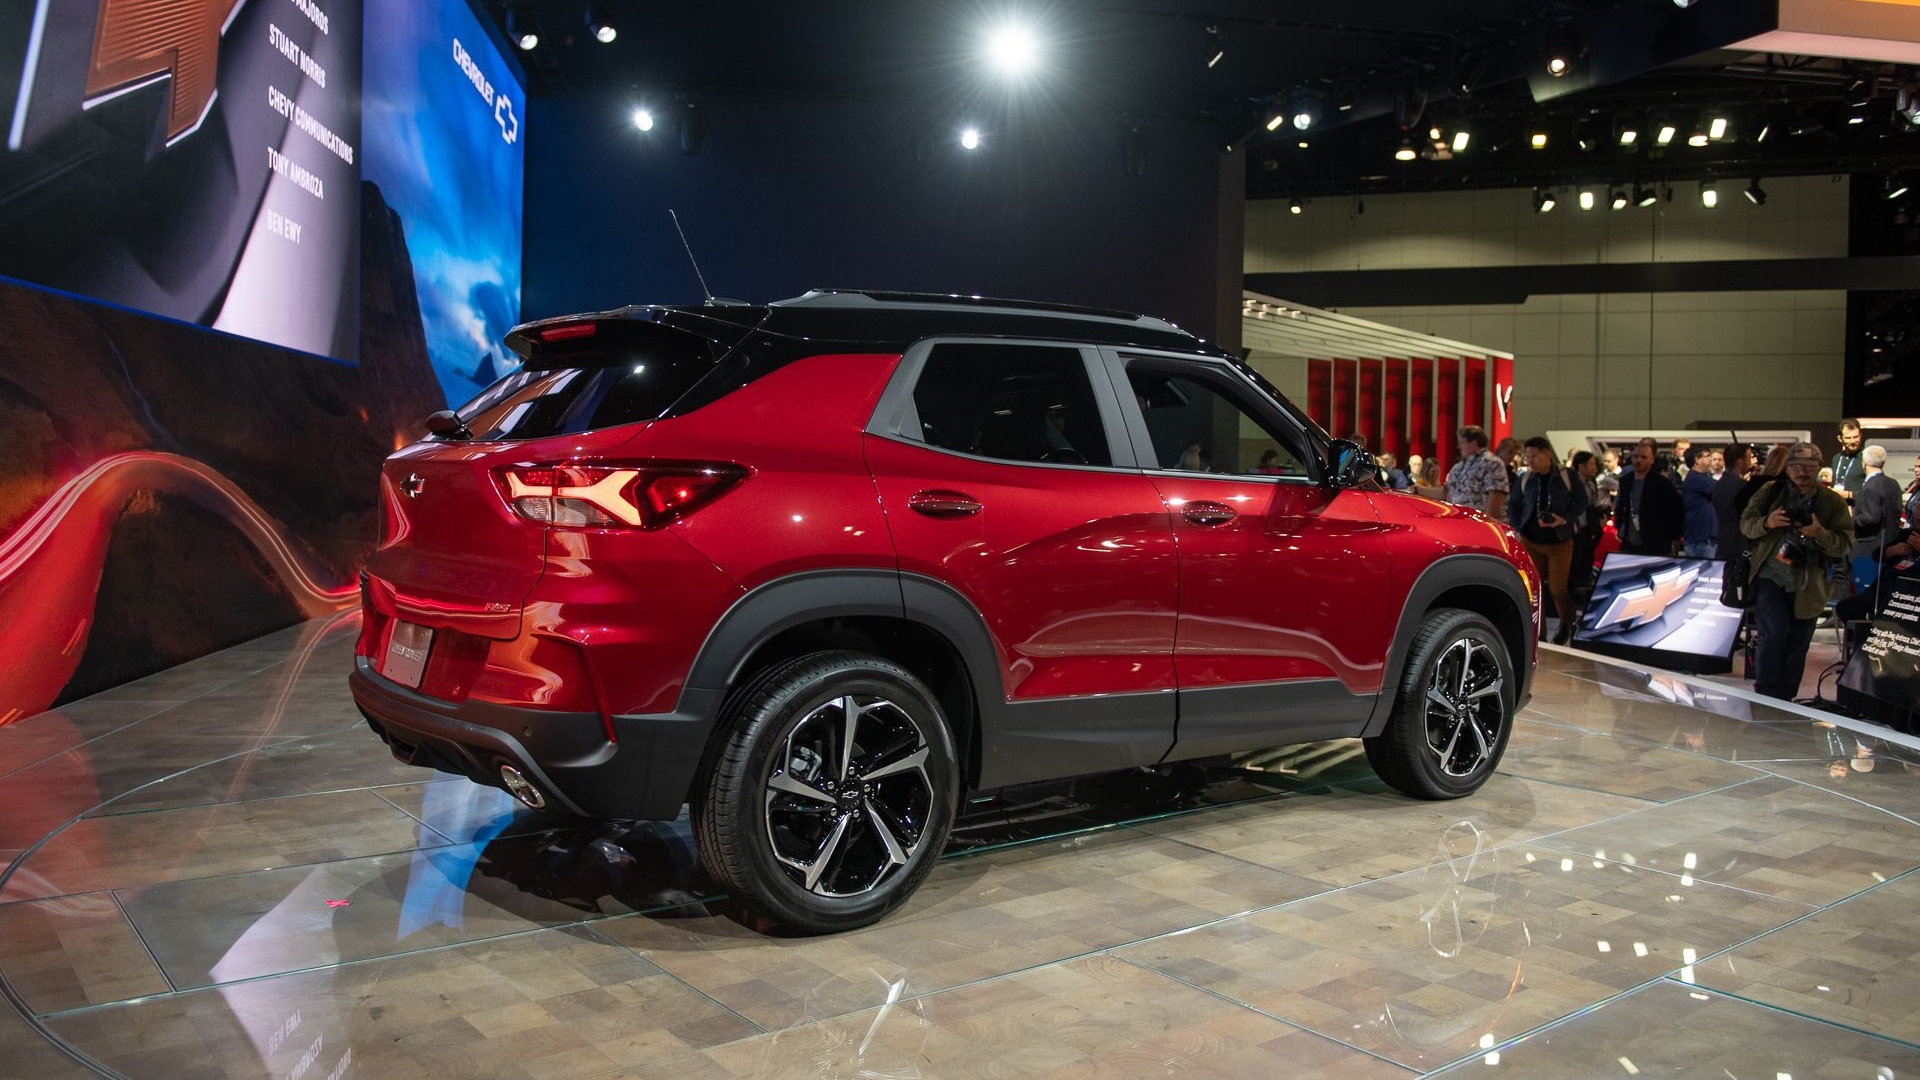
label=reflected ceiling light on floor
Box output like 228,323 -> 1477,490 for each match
1203,24 -> 1224,69
1635,184 -> 1658,207
960,126 -> 982,150
1745,178 -> 1767,205
632,108 -> 654,132
1394,137 -> 1417,162
1533,187 -> 1556,213
1610,187 -> 1629,210
584,4 -> 617,43
1700,182 -> 1718,208
1579,188 -> 1597,211
985,20 -> 1042,76
1452,128 -> 1470,152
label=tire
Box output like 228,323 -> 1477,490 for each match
692,650 -> 959,933
1364,609 -> 1515,800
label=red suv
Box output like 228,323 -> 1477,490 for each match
351,290 -> 1538,932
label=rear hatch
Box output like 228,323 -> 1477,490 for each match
364,308 -> 761,641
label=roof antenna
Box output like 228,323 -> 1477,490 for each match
667,209 -> 714,304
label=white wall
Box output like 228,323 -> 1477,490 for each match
1245,176 -> 1850,434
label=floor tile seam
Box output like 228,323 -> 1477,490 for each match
1587,723 -> 1895,771
1758,771 -> 1920,829
574,923 -> 767,1037
1655,975 -> 1920,1055
364,786 -> 464,848
1101,951 -> 1422,1074
1525,833 -> 1860,909
0,969 -> 125,1080
105,891 -> 177,1000
1476,767 -> 1670,806
82,771 -> 427,821
1658,866 -> 1920,992
30,907 -> 693,1021
1406,973 -> 1690,1077
0,726 -> 405,906
0,654 -> 309,783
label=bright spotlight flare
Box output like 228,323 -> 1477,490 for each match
633,109 -> 655,132
986,21 -> 1041,76
960,127 -> 982,150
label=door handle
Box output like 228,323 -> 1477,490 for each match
909,490 -> 983,518
1181,500 -> 1237,526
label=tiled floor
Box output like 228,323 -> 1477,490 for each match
4,617 -> 1920,1079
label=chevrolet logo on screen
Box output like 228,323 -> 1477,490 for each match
1593,564 -> 1701,631
86,0 -> 246,144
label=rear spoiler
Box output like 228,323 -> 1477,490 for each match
503,306 -> 767,368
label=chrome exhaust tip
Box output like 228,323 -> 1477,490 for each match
498,764 -> 547,810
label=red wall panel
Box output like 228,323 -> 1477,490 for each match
1409,358 -> 1434,474
1357,359 -> 1382,449
1331,360 -> 1357,441
1306,359 -> 1332,432
1463,357 -> 1487,431
1382,359 -> 1408,460
1435,358 -> 1461,476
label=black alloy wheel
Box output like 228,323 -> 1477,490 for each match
1365,609 -> 1514,799
693,651 -> 957,933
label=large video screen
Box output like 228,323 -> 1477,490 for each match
1571,554 -> 1743,675
0,0 -> 362,359
362,0 -> 524,404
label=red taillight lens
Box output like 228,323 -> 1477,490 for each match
538,322 -> 597,342
494,462 -> 746,529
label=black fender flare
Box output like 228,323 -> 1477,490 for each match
1364,553 -> 1536,736
677,568 -> 1008,778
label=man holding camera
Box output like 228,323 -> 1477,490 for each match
1739,442 -> 1855,701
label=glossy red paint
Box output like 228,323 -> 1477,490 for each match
1149,476 -> 1395,693
1367,486 -> 1543,657
865,435 -> 1180,700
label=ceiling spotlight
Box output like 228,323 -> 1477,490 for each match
632,108 -> 654,132
1635,184 -> 1658,207
505,8 -> 538,51
1289,197 -> 1304,215
1266,112 -> 1286,132
1617,120 -> 1640,147
1292,91 -> 1319,131
1534,187 -> 1556,213
1334,87 -> 1356,113
1655,122 -> 1677,146
1745,178 -> 1766,205
1394,137 -> 1417,162
960,126 -> 982,151
1850,104 -> 1869,126
1203,25 -> 1224,69
1889,177 -> 1910,200
1545,23 -> 1584,78
1701,182 -> 1718,208
1674,0 -> 1701,6
985,21 -> 1041,76
1579,188 -> 1596,211
1708,115 -> 1728,140
1429,124 -> 1444,143
1611,187 -> 1629,211
1755,119 -> 1772,143
1574,115 -> 1599,152
1452,129 -> 1470,153
1848,76 -> 1874,108
1529,129 -> 1548,150
1297,140 -> 1309,149
584,4 -> 617,43
1687,126 -> 1709,148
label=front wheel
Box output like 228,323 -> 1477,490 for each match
1365,609 -> 1514,799
692,651 -> 958,933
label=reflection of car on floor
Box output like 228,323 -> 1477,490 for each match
349,289 -> 1540,932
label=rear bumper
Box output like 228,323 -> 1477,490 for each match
349,658 -> 723,820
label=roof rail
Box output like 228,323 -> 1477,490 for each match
774,288 -> 1186,335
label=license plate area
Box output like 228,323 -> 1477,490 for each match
383,621 -> 434,689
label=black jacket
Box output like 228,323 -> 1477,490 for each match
1614,468 -> 1685,556
1852,471 -> 1904,559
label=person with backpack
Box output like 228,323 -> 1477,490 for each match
1509,436 -> 1589,643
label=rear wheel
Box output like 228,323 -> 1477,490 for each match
693,651 -> 958,933
1365,609 -> 1514,799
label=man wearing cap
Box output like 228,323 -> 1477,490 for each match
1739,441 -> 1855,700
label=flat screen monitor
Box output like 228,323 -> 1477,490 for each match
1570,553 -> 1743,675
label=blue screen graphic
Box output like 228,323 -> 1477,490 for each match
362,0 -> 525,404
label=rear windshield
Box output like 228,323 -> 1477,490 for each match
454,321 -> 725,440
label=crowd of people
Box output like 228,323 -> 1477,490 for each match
1384,421 -> 1920,703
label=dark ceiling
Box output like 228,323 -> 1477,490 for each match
486,0 -> 1920,200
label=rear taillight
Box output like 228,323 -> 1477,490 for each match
493,462 -> 746,529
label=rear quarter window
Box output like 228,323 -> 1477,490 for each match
456,321 -> 725,440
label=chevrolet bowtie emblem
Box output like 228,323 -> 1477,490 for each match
401,474 -> 426,499
1594,564 -> 1700,631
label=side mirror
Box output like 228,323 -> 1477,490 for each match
425,410 -> 472,440
1326,439 -> 1379,490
